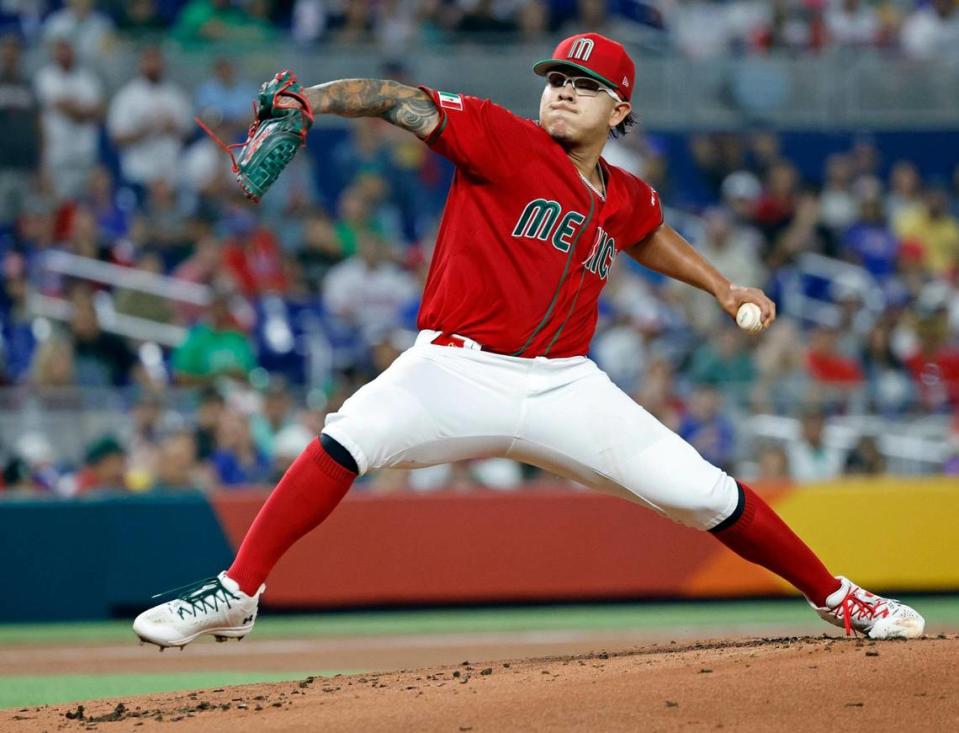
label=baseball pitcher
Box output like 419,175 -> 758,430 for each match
135,34 -> 923,645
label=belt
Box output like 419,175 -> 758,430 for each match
430,332 -> 487,351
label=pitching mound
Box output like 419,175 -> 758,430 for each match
8,636 -> 958,732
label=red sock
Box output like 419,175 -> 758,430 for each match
227,437 -> 356,595
712,482 -> 841,607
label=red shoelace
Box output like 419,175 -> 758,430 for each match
839,589 -> 890,636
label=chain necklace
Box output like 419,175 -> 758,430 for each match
578,166 -> 606,200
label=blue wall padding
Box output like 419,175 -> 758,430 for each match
0,492 -> 234,622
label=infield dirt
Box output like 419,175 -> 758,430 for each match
6,635 -> 958,732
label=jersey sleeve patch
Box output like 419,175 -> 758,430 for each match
437,91 -> 464,111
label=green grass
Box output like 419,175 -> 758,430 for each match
2,595 -> 958,646
0,671 -> 345,710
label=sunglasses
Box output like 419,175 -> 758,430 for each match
546,71 -> 622,103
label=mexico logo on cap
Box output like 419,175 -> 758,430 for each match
567,37 -> 594,62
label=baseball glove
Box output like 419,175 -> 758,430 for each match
196,70 -> 314,202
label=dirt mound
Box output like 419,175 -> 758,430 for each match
8,635 -> 958,732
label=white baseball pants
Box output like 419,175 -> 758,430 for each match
322,330 -> 739,531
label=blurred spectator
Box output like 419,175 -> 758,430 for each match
633,356 -> 683,432
1,432 -> 60,493
825,0 -> 878,48
900,0 -> 959,61
193,386 -> 225,459
0,262 -> 35,383
173,0 -> 275,44
141,178 -> 190,257
271,422 -> 313,480
125,392 -> 166,489
172,290 -> 257,385
107,45 -> 192,190
841,195 -> 898,283
323,231 -> 417,345
688,326 -> 757,403
843,435 -> 886,475
696,207 -> 766,292
59,205 -> 107,260
860,319 -> 913,414
0,32 -> 41,228
805,325 -> 864,386
34,36 -> 103,200
83,166 -> 130,242
210,408 -> 271,486
29,336 -> 75,388
752,0 -> 826,53
113,0 -> 166,40
786,408 -> 846,482
721,170 -> 763,227
818,153 -> 858,239
194,56 -> 256,130
153,429 -> 205,490
173,230 -> 222,285
41,0 -> 114,65
885,160 -> 922,223
903,309 -> 959,410
690,133 -> 746,200
222,207 -> 288,297
667,0 -> 742,59
679,386 -> 736,473
68,293 -> 139,387
893,185 -> 959,278
297,212 -> 345,292
250,378 -> 295,460
755,442 -> 790,484
753,160 -> 799,247
290,0 -> 328,43
71,434 -> 128,494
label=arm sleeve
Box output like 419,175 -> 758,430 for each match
417,86 -> 537,182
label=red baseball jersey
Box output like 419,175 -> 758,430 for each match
417,87 -> 663,358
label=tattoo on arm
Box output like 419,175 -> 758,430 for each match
303,79 -> 440,139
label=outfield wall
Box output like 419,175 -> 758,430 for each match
2,478 -> 957,621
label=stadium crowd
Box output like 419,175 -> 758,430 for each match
1,1 -> 958,496
0,0 -> 957,58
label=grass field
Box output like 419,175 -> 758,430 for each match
3,595 -> 958,710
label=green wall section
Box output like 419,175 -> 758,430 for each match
0,493 -> 234,622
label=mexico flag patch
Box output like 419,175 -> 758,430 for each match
437,91 -> 463,111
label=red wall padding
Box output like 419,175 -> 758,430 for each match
211,488 -> 748,607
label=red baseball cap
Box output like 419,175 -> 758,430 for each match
533,33 -> 635,103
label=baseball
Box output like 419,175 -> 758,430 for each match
736,302 -> 764,333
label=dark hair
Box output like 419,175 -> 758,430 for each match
610,112 -> 636,139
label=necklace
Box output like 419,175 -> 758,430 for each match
578,166 -> 606,200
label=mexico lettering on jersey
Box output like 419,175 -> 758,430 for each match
417,86 -> 663,358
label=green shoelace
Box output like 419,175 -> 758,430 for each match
154,577 -> 241,620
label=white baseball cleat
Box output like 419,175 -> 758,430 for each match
811,576 -> 924,639
133,572 -> 264,649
